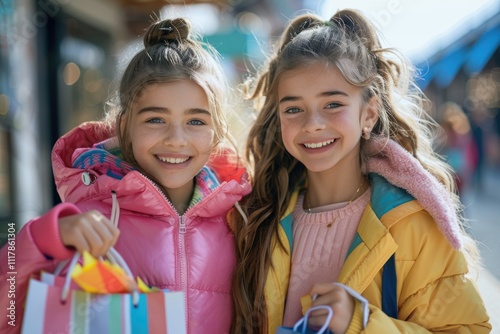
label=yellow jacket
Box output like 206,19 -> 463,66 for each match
265,174 -> 491,333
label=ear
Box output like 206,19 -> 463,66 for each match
362,95 -> 379,129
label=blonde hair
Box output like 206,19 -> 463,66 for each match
232,9 -> 478,333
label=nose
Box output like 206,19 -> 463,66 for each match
302,110 -> 326,132
163,124 -> 188,147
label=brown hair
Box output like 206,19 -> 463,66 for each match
231,9 -> 475,333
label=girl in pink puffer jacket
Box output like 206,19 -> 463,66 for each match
0,17 -> 250,334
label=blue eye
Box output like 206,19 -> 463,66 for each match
188,119 -> 206,125
326,102 -> 342,109
146,118 -> 164,124
188,119 -> 205,125
284,107 -> 301,114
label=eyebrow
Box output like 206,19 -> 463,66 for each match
279,90 -> 349,104
137,107 -> 211,116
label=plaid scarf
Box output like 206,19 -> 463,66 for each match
72,137 -> 220,207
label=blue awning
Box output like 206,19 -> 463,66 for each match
416,45 -> 469,90
465,26 -> 500,74
434,45 -> 469,88
416,22 -> 500,90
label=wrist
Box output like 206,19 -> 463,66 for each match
30,203 -> 81,259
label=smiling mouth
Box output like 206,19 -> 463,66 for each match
157,156 -> 190,164
303,139 -> 335,149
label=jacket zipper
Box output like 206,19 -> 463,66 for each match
138,172 -> 234,332
178,215 -> 189,330
138,173 -> 191,327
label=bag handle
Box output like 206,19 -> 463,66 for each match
61,193 -> 140,304
55,192 -> 121,277
60,247 -> 140,306
293,305 -> 333,334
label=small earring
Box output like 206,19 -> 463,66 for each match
362,127 -> 371,140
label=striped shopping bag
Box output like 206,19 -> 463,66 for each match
20,248 -> 186,334
21,279 -> 185,334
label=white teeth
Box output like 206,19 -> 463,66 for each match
158,156 -> 189,164
304,139 -> 334,148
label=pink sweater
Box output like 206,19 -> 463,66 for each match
283,187 -> 371,326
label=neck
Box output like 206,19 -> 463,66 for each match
161,180 -> 195,215
306,172 -> 366,209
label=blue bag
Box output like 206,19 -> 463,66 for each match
275,305 -> 333,334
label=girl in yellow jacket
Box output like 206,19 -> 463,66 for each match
231,8 -> 491,333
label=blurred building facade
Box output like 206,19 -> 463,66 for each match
1,0 -> 130,245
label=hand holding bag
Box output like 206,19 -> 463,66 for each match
276,305 -> 333,334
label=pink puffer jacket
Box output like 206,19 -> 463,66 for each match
0,121 -> 251,334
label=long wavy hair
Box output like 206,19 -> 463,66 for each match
231,9 -> 476,333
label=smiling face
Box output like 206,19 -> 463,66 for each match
277,62 -> 378,178
127,80 -> 214,200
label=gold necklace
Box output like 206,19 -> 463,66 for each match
306,178 -> 365,213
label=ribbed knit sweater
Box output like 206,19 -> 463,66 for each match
283,187 -> 371,326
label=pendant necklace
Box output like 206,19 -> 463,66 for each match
306,178 -> 365,213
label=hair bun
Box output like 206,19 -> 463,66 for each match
279,15 -> 322,52
330,9 -> 381,51
143,18 -> 191,48
330,12 -> 361,36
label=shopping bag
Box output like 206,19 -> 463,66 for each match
21,248 -> 186,334
21,279 -> 185,334
276,305 -> 333,334
40,271 -> 79,289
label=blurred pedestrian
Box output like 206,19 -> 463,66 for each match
468,101 -> 487,192
438,101 -> 475,195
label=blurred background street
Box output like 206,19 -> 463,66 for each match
1,0 -> 500,330
462,167 -> 500,331
463,167 -> 500,280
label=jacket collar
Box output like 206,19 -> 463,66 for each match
337,205 -> 398,292
364,137 -> 463,249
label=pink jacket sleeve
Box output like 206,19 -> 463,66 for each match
0,203 -> 80,333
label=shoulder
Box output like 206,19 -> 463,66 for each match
383,200 -> 447,252
370,173 -> 466,264
379,199 -> 469,292
371,177 -> 456,260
